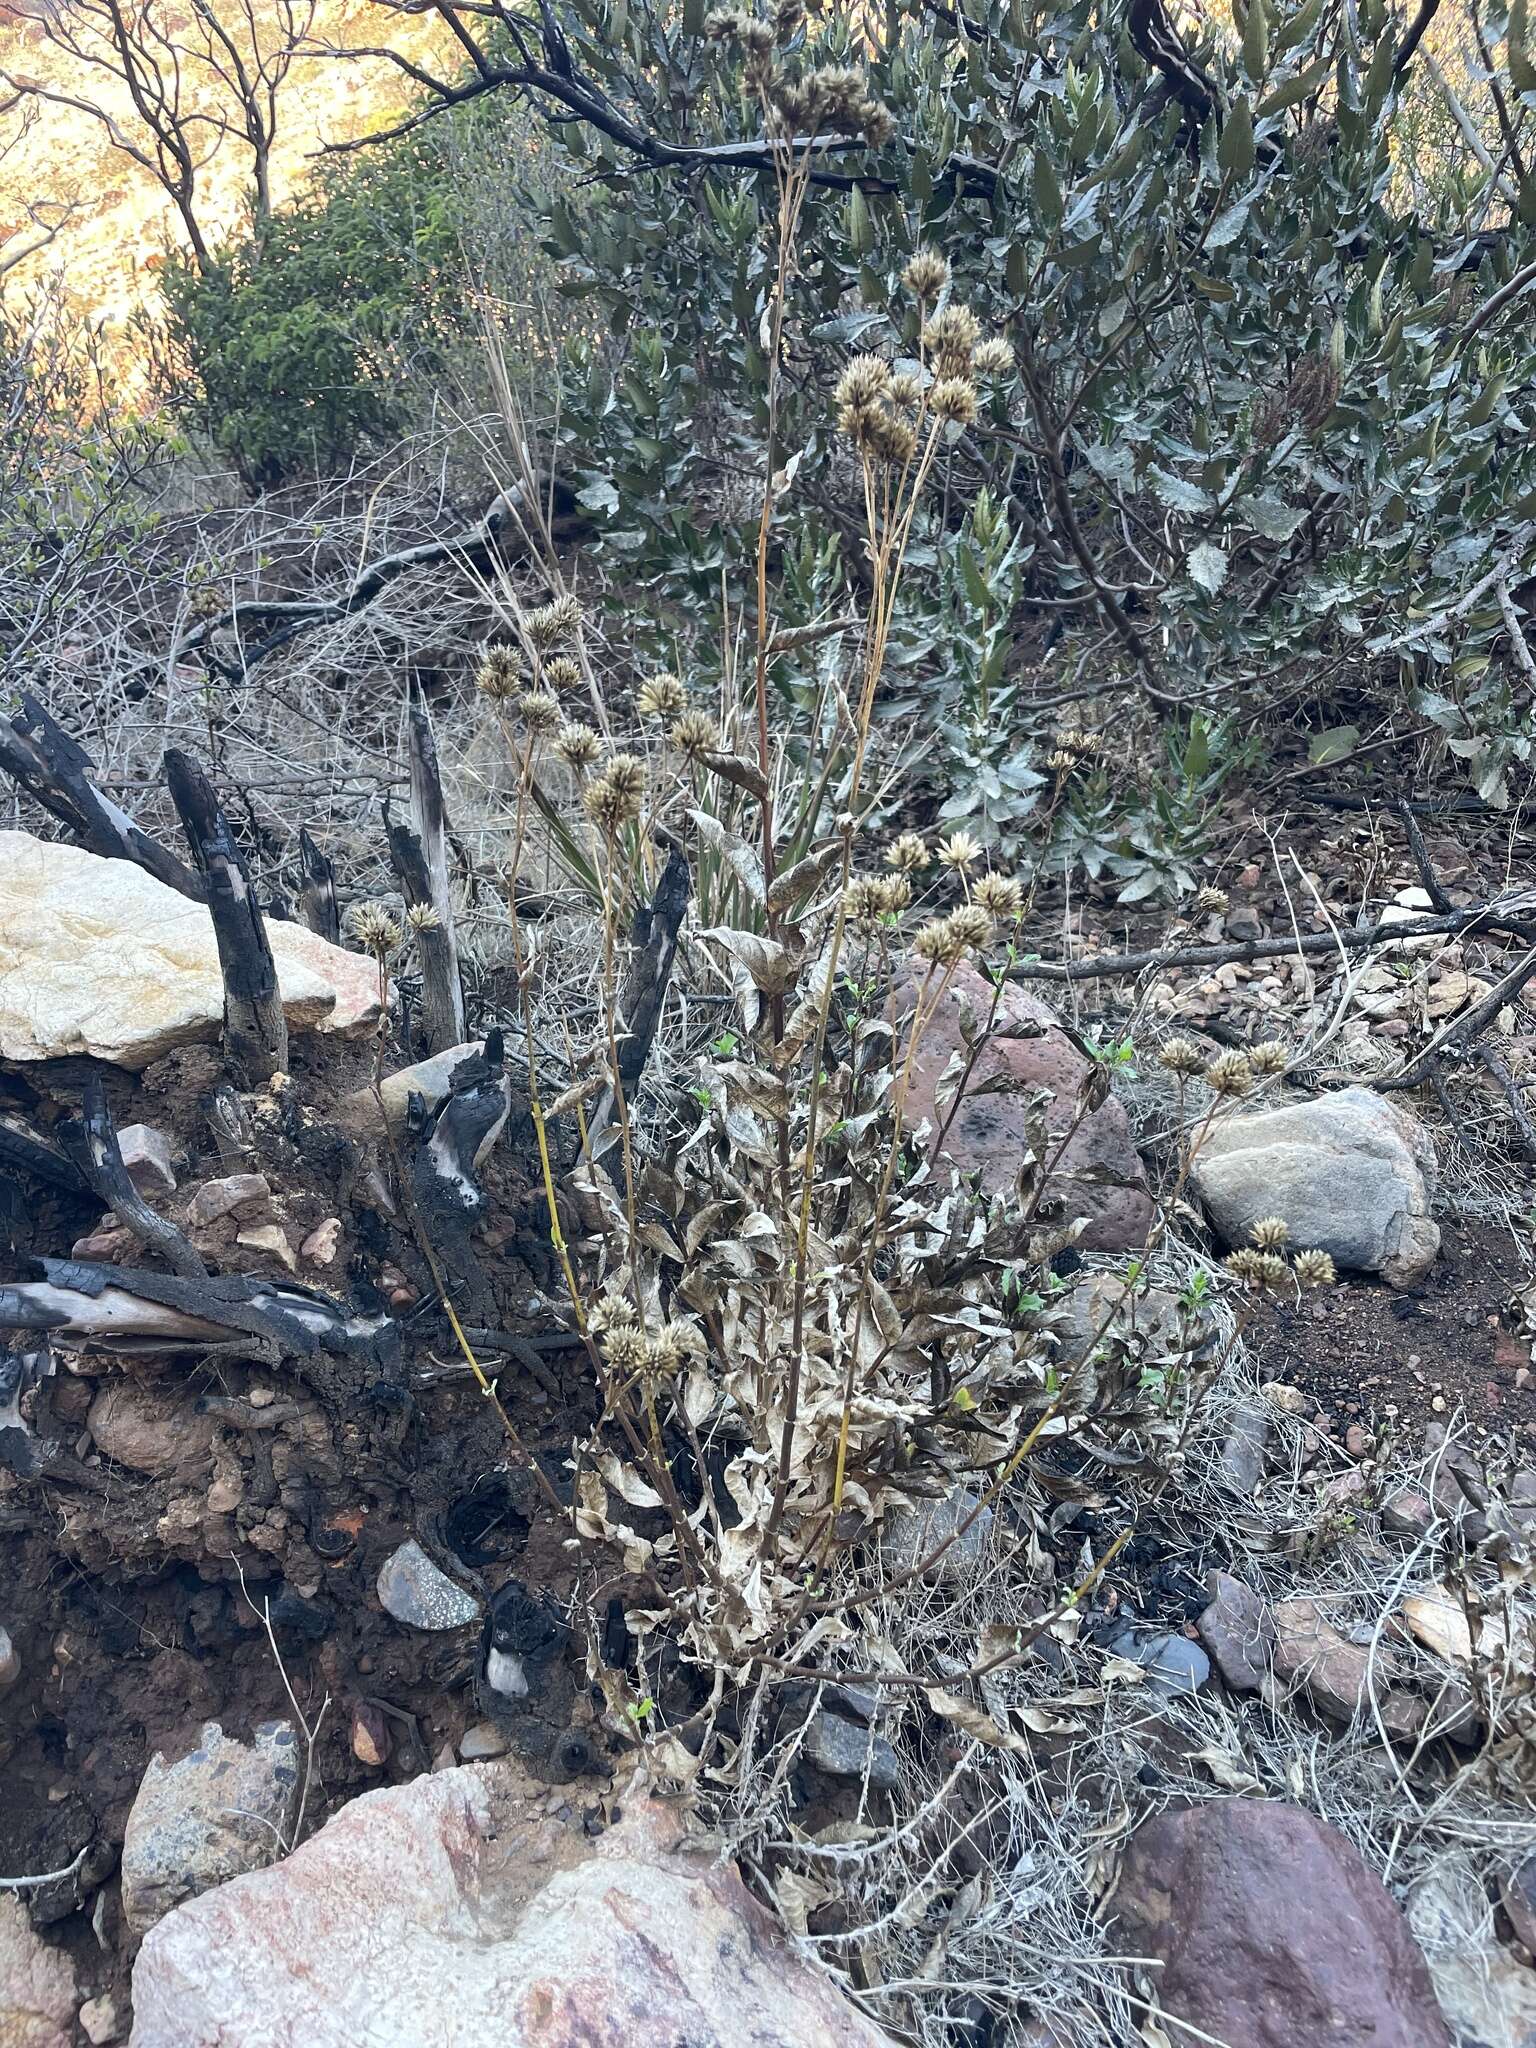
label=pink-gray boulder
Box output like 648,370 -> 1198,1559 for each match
900,965 -> 1152,1250
129,1767 -> 895,2048
1112,1799 -> 1450,2048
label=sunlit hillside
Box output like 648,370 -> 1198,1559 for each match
0,0 -> 446,345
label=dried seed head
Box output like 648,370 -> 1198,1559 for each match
1157,1036 -> 1206,1078
1249,1040 -> 1289,1077
1250,1216 -> 1290,1250
405,903 -> 441,934
638,671 -> 687,719
972,335 -> 1016,379
923,303 -> 979,368
835,354 -> 893,409
583,751 -> 647,833
1046,749 -> 1077,776
589,1296 -> 638,1334
1055,726 -> 1104,758
1225,1248 -> 1290,1292
903,246 -> 951,301
937,829 -> 981,872
603,1324 -> 648,1372
526,595 -> 581,650
475,642 -> 522,699
876,873 -> 912,914
670,709 -> 719,761
1196,886 -> 1230,915
885,831 -> 929,873
350,902 -> 401,953
869,409 -> 917,466
1224,1247 -> 1265,1286
1204,1050 -> 1254,1098
644,1329 -> 685,1378
544,655 -> 581,691
1294,1247 -> 1337,1289
555,721 -> 603,772
912,917 -> 953,965
516,689 -> 563,735
929,376 -> 978,425
887,369 -> 922,412
975,872 -> 1024,921
844,876 -> 885,926
945,904 -> 994,955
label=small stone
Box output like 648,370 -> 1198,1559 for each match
1225,906 -> 1263,942
881,1486 -> 993,1586
1197,1572 -> 1275,1692
117,1124 -> 176,1195
78,1992 -> 123,2044
87,1382 -> 216,1481
1126,1630 -> 1210,1696
121,1719 -> 302,1935
1272,1601 -> 1421,1739
430,1741 -> 458,1772
351,1702 -> 390,1770
1345,1423 -> 1368,1458
184,1174 -> 270,1227
1382,1488 -> 1432,1538
376,1541 -> 482,1632
300,1218 -> 342,1268
1219,1405 -> 1270,1495
206,1477 -> 241,1515
1261,1381 -> 1307,1416
247,1386 -> 275,1409
0,1624 -> 18,1690
803,1710 -> 899,1791
237,1222 -> 298,1273
1501,1850 -> 1536,1954
458,1721 -> 511,1761
389,1285 -> 418,1311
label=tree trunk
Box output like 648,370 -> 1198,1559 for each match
295,826 -> 339,943
406,687 -> 466,1047
163,749 -> 289,1083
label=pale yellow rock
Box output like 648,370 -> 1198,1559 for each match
1400,1584 -> 1507,1664
0,832 -> 382,1068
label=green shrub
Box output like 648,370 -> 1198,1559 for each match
157,122 -> 475,490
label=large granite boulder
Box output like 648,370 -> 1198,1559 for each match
1111,1799 -> 1450,2048
129,1770 -> 896,2047
0,832 -> 380,1068
1188,1085 -> 1438,1286
899,964 -> 1153,1250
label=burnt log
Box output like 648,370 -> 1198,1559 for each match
0,694 -> 204,900
0,1337 -> 53,1478
296,826 -> 340,945
407,1032 -> 509,1320
407,686 -> 466,1048
163,749 -> 289,1083
385,808 -> 464,1059
0,1257 -> 402,1389
0,1112 -> 85,1194
58,1077 -> 206,1281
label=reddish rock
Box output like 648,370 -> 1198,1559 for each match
898,965 -> 1152,1250
1196,1572 -> 1274,1692
1112,1800 -> 1450,2048
1272,1601 -> 1422,1740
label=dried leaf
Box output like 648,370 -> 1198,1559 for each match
1192,1745 -> 1265,1794
924,1686 -> 1031,1753
689,809 -> 766,904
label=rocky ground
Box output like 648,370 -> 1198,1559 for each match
2,811 -> 1536,2047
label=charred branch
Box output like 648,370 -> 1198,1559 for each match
0,1113 -> 86,1195
58,1076 -> 206,1281
163,748 -> 289,1083
0,693 -> 203,901
0,1337 -> 53,1479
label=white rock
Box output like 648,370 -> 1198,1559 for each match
376,1540 -> 481,1631
0,832 -> 382,1069
121,1720 -> 302,1935
880,1485 -> 993,1585
0,1896 -> 75,2048
1188,1085 -> 1439,1287
1410,1857 -> 1536,2048
128,1774 -> 896,2048
182,1175 -> 270,1227
0,1623 -> 18,1689
78,1993 -> 123,2044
